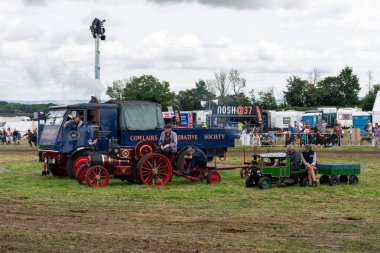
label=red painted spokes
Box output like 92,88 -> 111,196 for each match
86,165 -> 109,188
72,156 -> 88,176
139,153 -> 172,187
76,164 -> 88,185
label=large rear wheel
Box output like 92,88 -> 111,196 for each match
137,153 -> 172,186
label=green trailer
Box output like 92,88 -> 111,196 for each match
318,164 -> 360,186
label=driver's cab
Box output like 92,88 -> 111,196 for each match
39,103 -> 118,154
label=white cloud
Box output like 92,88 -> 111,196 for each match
0,0 -> 380,101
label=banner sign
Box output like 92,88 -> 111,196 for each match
213,105 -> 261,117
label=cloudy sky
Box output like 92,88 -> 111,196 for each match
1,0 -> 379,102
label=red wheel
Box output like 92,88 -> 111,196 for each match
76,164 -> 88,185
137,153 -> 172,186
135,141 -> 156,160
66,151 -> 90,179
207,171 -> 221,184
86,165 -> 109,188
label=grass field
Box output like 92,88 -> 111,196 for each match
0,144 -> 379,253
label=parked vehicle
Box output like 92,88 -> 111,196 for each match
352,112 -> 372,136
302,112 -> 322,129
337,108 -> 362,128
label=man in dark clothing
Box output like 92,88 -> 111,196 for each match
183,147 -> 208,176
286,144 -> 302,171
31,129 -> 38,146
24,130 -> 33,147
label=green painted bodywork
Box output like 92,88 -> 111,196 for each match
318,164 -> 361,176
256,153 -> 296,178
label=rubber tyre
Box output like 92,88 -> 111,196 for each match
246,175 -> 255,188
299,177 -> 308,187
258,177 -> 271,189
86,165 -> 109,188
339,175 -> 348,184
329,175 -> 340,186
48,164 -> 68,177
66,151 -> 90,179
349,174 -> 359,185
319,175 -> 330,185
207,171 -> 221,184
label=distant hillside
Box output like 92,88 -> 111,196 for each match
0,101 -> 56,117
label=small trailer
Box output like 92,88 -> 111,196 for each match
318,164 -> 360,186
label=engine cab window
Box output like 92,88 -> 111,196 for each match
45,110 -> 66,125
87,110 -> 99,124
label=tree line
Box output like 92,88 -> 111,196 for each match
0,101 -> 55,117
106,66 -> 379,111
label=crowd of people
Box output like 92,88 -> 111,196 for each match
285,120 -> 344,147
0,127 -> 38,147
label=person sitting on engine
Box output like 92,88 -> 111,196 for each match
301,144 -> 318,187
158,123 -> 177,156
286,144 -> 302,171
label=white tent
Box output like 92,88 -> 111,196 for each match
372,91 -> 380,125
3,121 -> 37,136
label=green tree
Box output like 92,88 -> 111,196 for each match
258,88 -> 277,109
106,75 -> 175,110
361,84 -> 380,111
315,76 -> 343,106
336,66 -> 361,106
283,76 -> 309,106
176,80 -> 216,110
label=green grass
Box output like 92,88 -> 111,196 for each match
0,145 -> 379,252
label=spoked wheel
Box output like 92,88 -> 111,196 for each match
86,165 -> 109,188
66,151 -> 90,179
207,171 -> 221,184
135,141 -> 156,160
319,175 -> 330,185
258,176 -> 271,189
76,164 -> 89,185
349,174 -> 359,185
137,153 -> 172,187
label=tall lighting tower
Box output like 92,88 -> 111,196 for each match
90,18 -> 106,81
